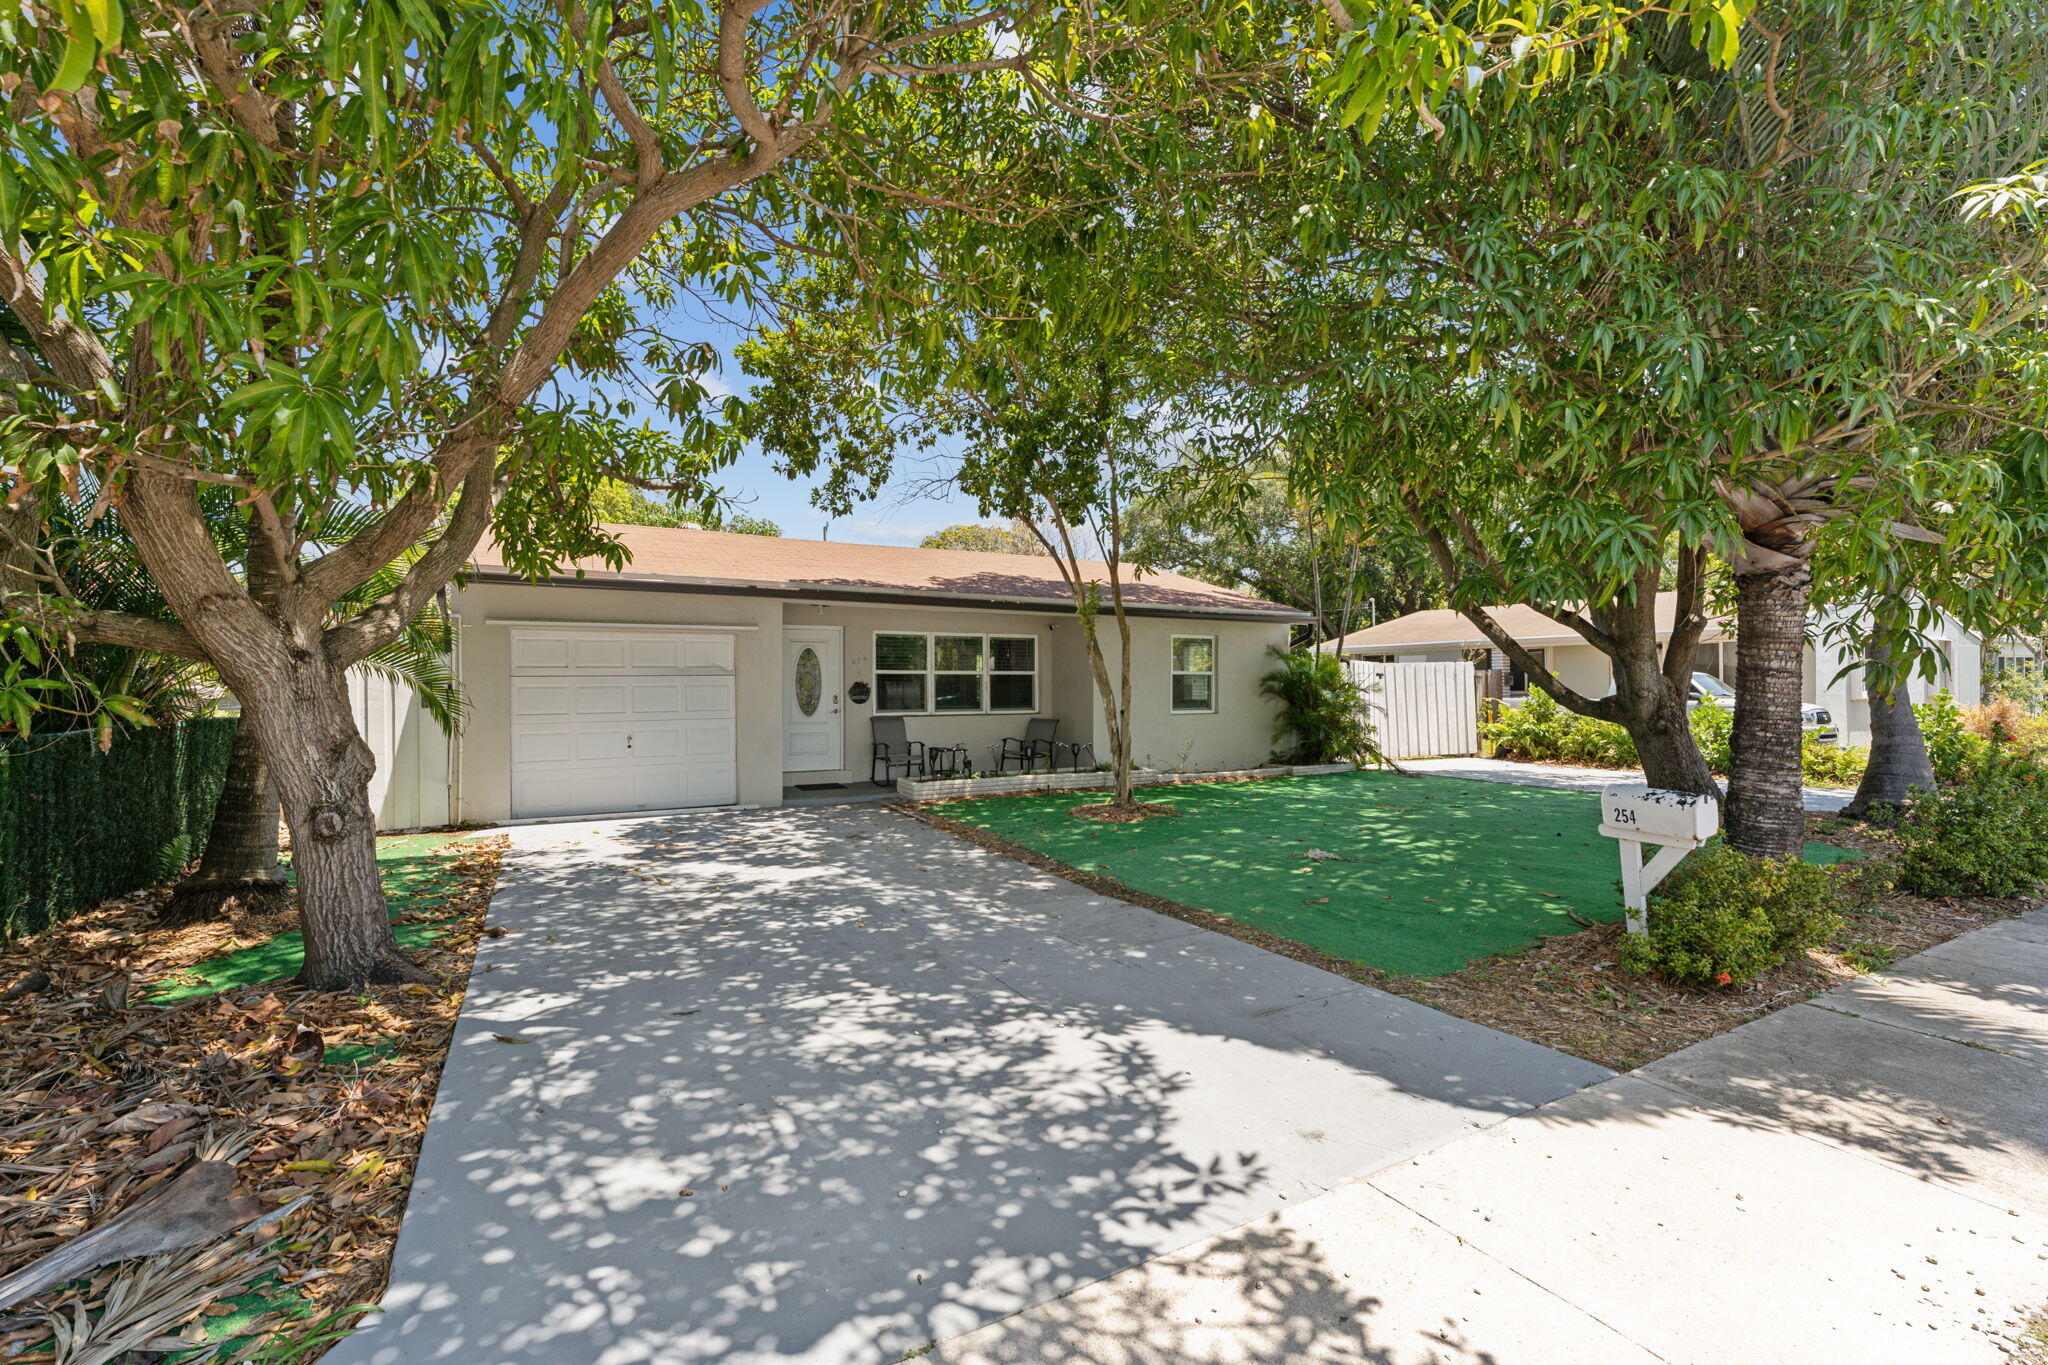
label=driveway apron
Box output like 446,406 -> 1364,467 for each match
327,804 -> 1608,1365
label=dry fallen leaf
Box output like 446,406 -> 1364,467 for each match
490,1033 -> 532,1045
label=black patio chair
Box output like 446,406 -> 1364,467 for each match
998,718 -> 1061,773
871,716 -> 926,785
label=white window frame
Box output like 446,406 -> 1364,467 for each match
1170,634 -> 1218,714
872,630 -> 1039,715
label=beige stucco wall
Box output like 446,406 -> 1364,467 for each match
447,582 -> 783,822
1092,616 -> 1295,772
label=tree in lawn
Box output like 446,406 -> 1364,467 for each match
1204,8 -> 2048,851
0,0 -> 1192,987
166,510 -> 470,924
1829,430 -> 2048,817
954,355 -> 1171,811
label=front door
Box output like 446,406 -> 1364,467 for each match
782,627 -> 843,772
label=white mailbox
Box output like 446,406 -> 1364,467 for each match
1597,783 -> 1719,936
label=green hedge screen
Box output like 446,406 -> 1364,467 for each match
0,717 -> 238,939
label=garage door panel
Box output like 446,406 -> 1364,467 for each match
510,636 -> 573,673
569,682 -> 630,715
628,638 -> 684,671
626,725 -> 682,761
513,683 -> 572,717
511,731 -> 577,766
681,636 -> 734,672
680,719 -> 735,760
682,677 -> 735,716
629,681 -> 685,715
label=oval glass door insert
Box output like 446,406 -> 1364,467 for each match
795,647 -> 822,716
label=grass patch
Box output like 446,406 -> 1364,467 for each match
150,833 -> 478,1004
944,771 -> 1856,977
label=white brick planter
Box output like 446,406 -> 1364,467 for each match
898,761 -> 1360,802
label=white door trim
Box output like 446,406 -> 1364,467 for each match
782,625 -> 843,773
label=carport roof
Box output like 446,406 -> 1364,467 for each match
472,523 -> 1312,621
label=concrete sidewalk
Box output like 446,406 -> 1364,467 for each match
1405,755 -> 1855,812
937,910 -> 2048,1364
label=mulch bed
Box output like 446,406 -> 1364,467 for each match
905,802 -> 2025,1073
1068,800 -> 1178,822
0,833 -> 504,1361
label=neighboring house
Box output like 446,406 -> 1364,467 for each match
357,525 -> 1307,828
1325,592 -> 2029,748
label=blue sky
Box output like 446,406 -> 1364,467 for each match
650,320 -> 986,546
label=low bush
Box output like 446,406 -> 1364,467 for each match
1801,732 -> 1869,788
1618,843 -> 1846,987
1916,691 -> 1992,784
1896,752 -> 2048,898
1482,689 -> 1636,766
1482,687 -> 1860,785
1689,701 -> 1734,773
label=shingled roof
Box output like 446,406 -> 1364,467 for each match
1325,591 -> 1730,653
472,524 -> 1310,621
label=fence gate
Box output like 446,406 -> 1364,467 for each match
1346,661 -> 1479,759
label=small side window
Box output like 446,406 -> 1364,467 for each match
1170,635 -> 1216,713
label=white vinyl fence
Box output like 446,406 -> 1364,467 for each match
1346,660 -> 1478,759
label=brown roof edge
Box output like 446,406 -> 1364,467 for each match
463,570 -> 1318,624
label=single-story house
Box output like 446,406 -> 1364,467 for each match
354,525 -> 1308,828
1323,592 -> 2031,748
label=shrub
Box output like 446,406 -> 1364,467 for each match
1802,733 -> 1868,787
1916,691 -> 1991,784
1483,688 -> 1634,765
1261,649 -> 1382,766
1688,702 -> 1734,773
1618,843 -> 1845,987
1966,695 -> 2028,745
1483,687 -> 1734,774
1896,752 -> 2048,898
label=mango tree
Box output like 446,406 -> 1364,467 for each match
0,0 -> 1194,987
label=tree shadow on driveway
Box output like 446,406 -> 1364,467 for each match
337,805 -> 1608,1365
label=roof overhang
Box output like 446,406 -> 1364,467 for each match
466,569 -> 1315,625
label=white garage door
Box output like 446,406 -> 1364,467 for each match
509,628 -> 737,819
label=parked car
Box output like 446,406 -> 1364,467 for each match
1504,671 -> 1839,743
1685,672 -> 1838,743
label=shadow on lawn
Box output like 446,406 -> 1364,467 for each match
341,803 -> 1605,1365
940,771 -> 1625,978
149,833 -> 476,1003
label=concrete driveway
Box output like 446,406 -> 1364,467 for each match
329,804 -> 1608,1365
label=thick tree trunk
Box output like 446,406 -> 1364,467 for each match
160,719 -> 288,925
1727,562 -> 1813,859
238,656 -> 427,989
1607,646 -> 1721,798
1845,624 -> 1934,819
163,511 -> 292,925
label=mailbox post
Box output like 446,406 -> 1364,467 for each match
1598,783 -> 1719,936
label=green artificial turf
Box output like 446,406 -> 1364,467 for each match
149,832 -> 476,1004
943,771 -> 1860,978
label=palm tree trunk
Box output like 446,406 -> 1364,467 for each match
1727,561 -> 1813,859
161,719 -> 287,924
1845,617 -> 1934,819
